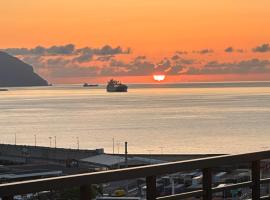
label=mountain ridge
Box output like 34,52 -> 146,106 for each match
0,51 -> 48,87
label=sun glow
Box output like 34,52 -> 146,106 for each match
153,75 -> 166,82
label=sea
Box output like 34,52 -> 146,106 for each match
1,81 -> 270,155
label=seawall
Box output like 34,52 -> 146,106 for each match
0,144 -> 104,163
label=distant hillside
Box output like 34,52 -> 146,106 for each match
0,51 -> 48,87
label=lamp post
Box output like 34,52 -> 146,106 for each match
34,134 -> 37,147
76,137 -> 79,150
54,136 -> 56,148
49,137 -> 52,148
112,137 -> 115,154
159,146 -> 164,154
125,142 -> 128,168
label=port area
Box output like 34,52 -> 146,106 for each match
1,144 -> 270,199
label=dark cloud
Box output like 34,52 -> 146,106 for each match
185,59 -> 270,74
50,65 -> 99,78
176,51 -> 188,55
21,56 -> 45,68
103,57 -> 155,76
76,45 -> 130,56
193,49 -> 214,54
129,60 -> 155,75
121,60 -> 155,76
224,47 -> 244,53
72,52 -> 93,63
155,58 -> 171,72
1,44 -> 131,78
225,47 -> 234,53
134,56 -> 146,61
39,56 -> 270,78
95,55 -> 114,62
166,65 -> 184,75
2,44 -> 75,56
171,54 -> 180,60
97,45 -> 126,55
109,59 -> 126,68
2,46 -> 45,55
170,54 -> 196,65
46,58 -> 71,67
178,58 -> 195,65
252,43 -> 270,53
30,56 -> 100,78
1,44 -> 130,56
7,43 -> 269,79
237,49 -> 244,53
47,44 -> 75,55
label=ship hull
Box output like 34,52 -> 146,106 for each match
106,85 -> 128,92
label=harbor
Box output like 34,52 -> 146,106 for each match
1,144 -> 270,199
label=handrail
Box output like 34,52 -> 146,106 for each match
1,150 -> 270,199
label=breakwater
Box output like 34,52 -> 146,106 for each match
0,144 -> 104,163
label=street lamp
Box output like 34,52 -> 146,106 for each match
76,137 -> 79,150
34,134 -> 37,147
49,137 -> 52,148
54,136 -> 57,148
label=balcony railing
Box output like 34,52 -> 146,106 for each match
1,150 -> 270,200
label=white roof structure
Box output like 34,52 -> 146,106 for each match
80,154 -> 165,168
80,154 -> 125,167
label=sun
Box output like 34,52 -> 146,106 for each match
153,74 -> 166,82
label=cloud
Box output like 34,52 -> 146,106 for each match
166,65 -> 184,75
109,59 -> 127,68
47,57 -> 71,67
72,52 -> 93,63
178,58 -> 195,65
225,47 -> 234,53
95,55 -> 114,62
47,44 -> 75,55
98,45 -> 128,55
21,56 -> 45,68
120,59 -> 155,76
41,56 -> 270,78
50,65 -> 99,78
252,43 -> 270,53
224,47 -> 244,53
193,49 -> 214,54
102,57 -> 155,76
76,45 -> 130,55
5,43 -> 270,80
185,59 -> 270,74
134,56 -> 147,61
155,58 -> 171,72
1,44 -> 131,78
176,51 -> 188,55
170,54 -> 196,65
100,55 -> 196,77
2,44 -> 75,56
1,44 -> 130,56
171,54 -> 180,60
98,55 -> 191,77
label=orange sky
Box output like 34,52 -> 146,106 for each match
1,0 -> 270,83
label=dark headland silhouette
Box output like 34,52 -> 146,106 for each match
0,51 -> 48,87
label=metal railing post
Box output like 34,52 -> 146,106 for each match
80,184 -> 91,200
252,160 -> 260,199
146,176 -> 157,200
203,168 -> 212,200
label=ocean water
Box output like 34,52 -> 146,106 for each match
1,82 -> 270,154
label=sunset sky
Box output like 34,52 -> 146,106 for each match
1,0 -> 270,83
